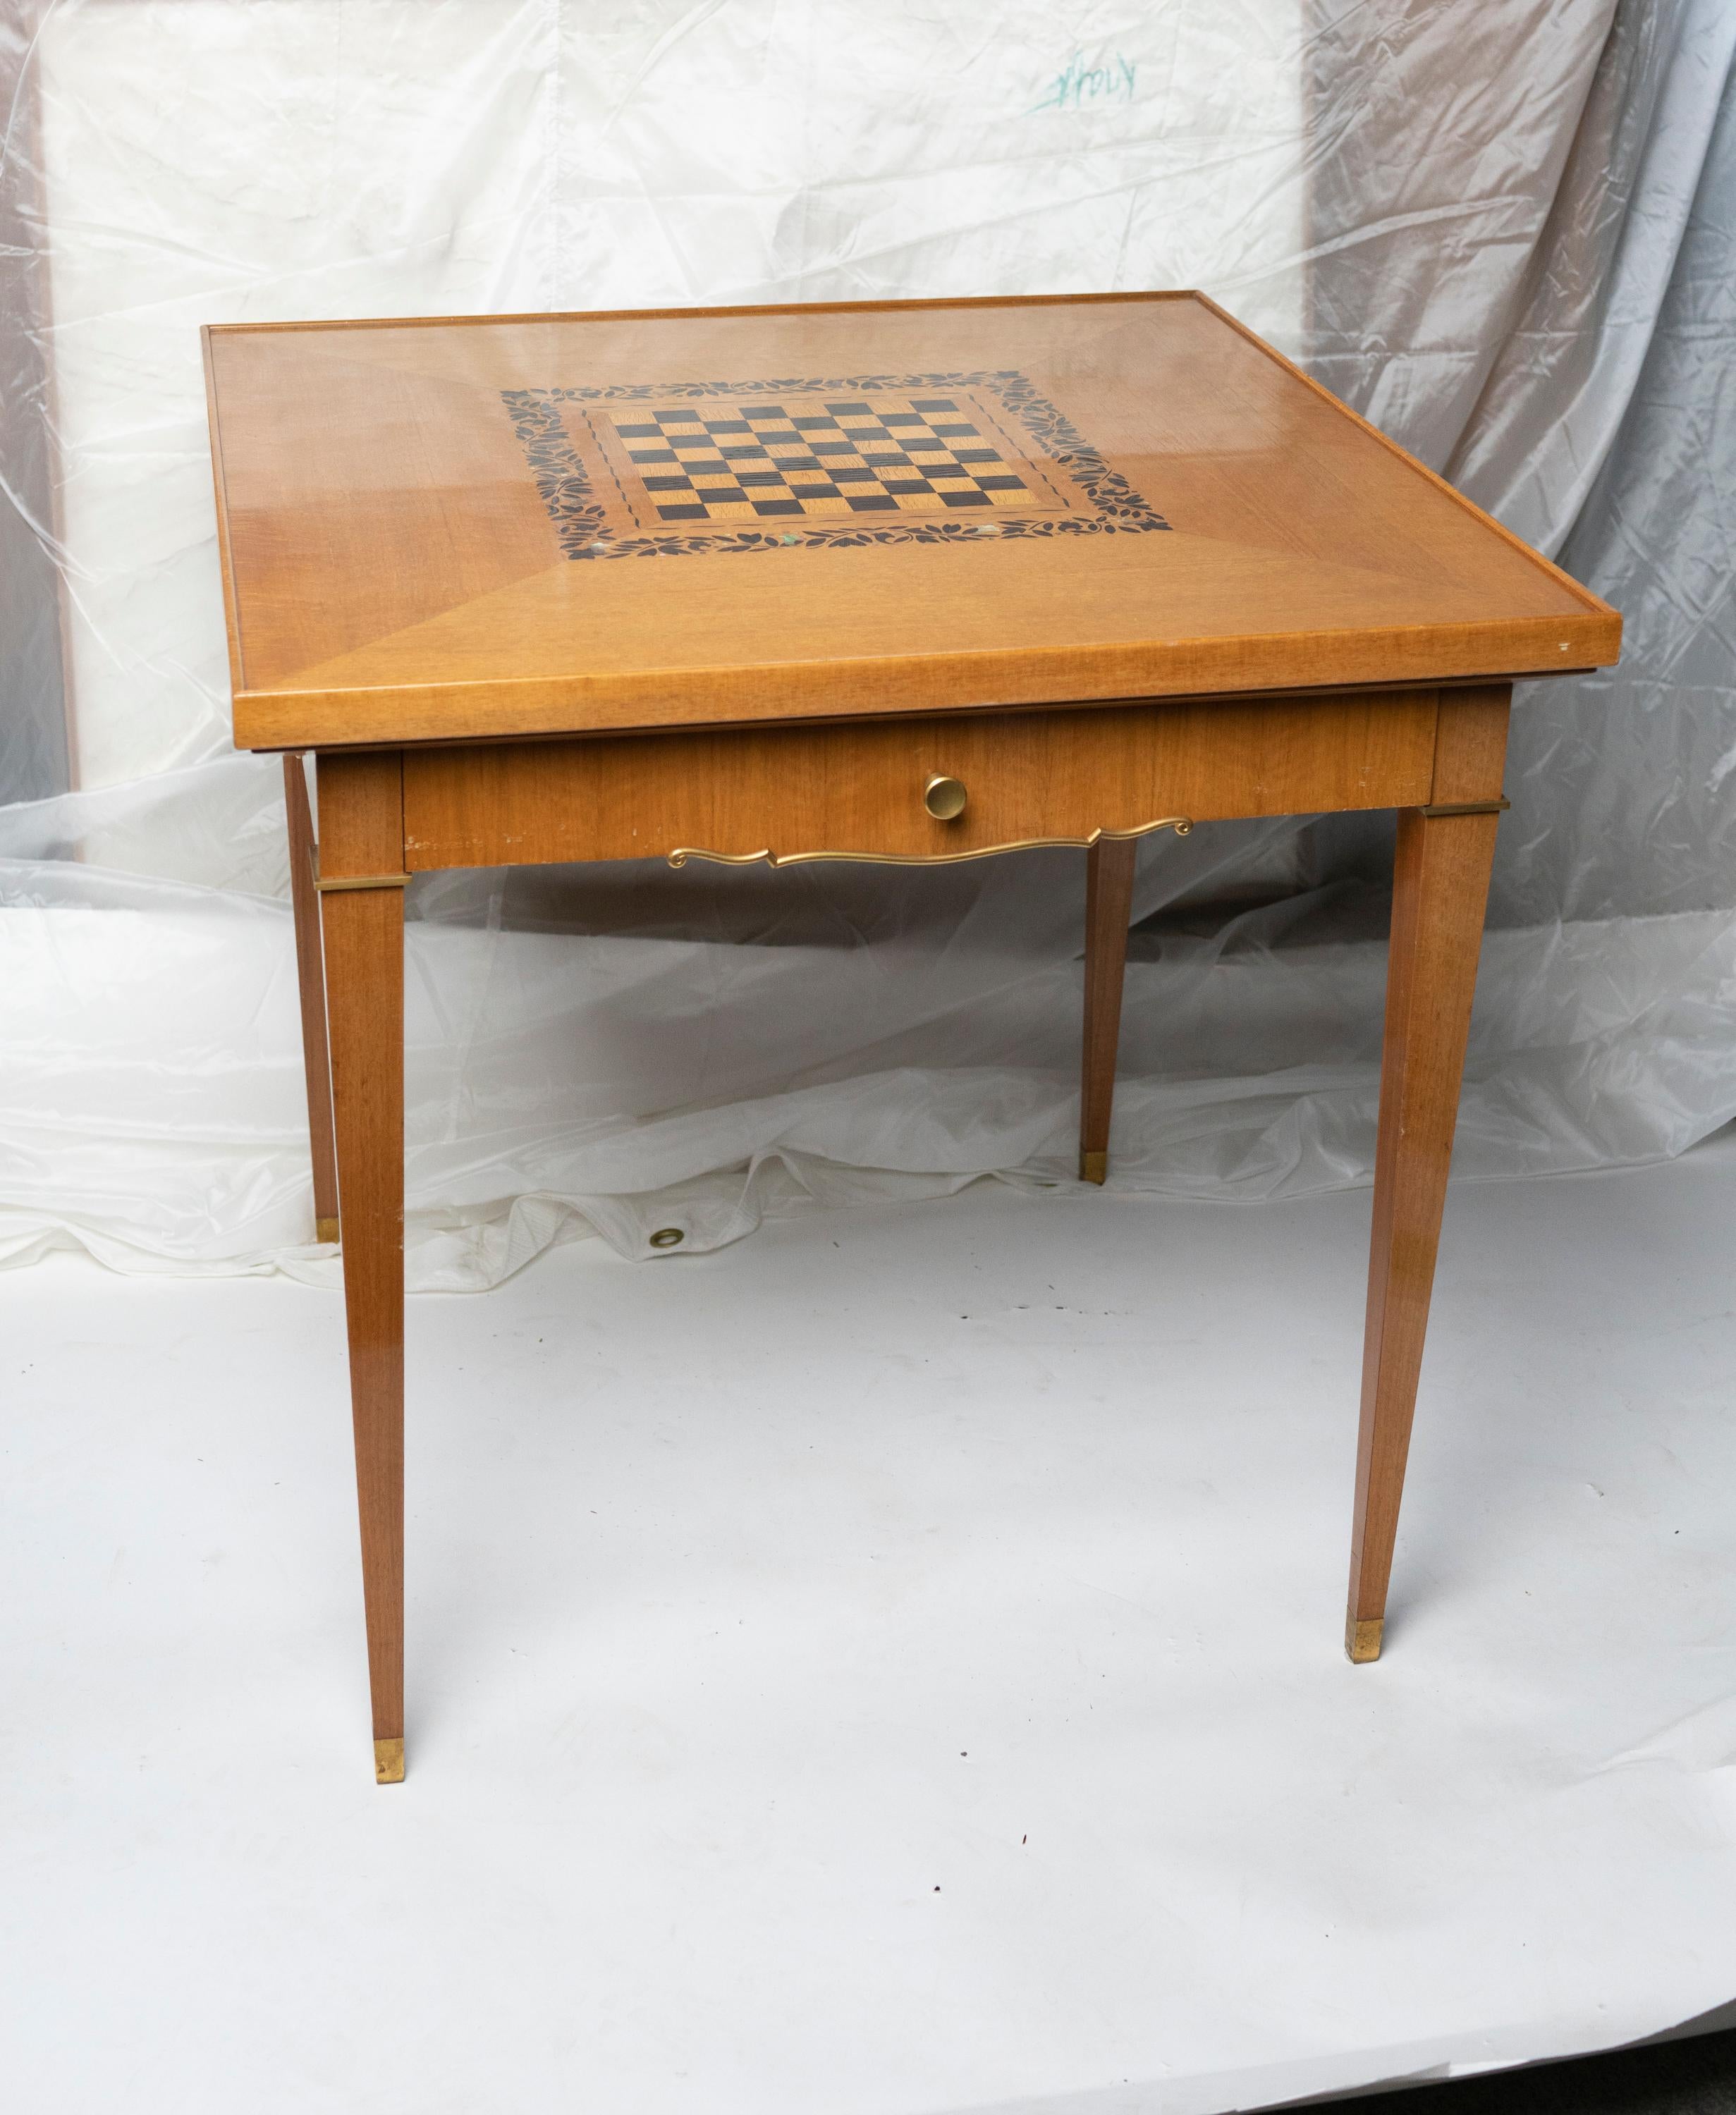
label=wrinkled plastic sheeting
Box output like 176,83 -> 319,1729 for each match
3,754 -> 1735,1282
0,0 -> 1732,1280
7,0 -> 1309,792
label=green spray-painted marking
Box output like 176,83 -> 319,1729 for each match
1030,49 -> 1137,114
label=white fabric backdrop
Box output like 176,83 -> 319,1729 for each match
1,0 -> 1733,1283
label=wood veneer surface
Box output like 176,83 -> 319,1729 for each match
399,688 -> 1439,869
204,294 -> 1619,751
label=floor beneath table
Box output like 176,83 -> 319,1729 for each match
4,1136 -> 1736,2115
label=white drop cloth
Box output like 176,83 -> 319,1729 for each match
4,1147 -> 1735,2111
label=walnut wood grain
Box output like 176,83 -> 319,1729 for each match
1346,686 -> 1511,1662
316,749 -> 408,1780
283,753 -> 338,1241
401,689 -> 1440,869
1080,838 -> 1138,1182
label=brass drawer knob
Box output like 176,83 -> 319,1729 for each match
924,773 -> 967,821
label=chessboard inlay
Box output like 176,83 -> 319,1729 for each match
611,396 -> 1042,523
501,367 -> 1170,561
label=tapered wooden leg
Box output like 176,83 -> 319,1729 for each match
1347,688 -> 1509,1662
283,754 -> 340,1243
317,751 -> 408,1781
1080,837 -> 1138,1183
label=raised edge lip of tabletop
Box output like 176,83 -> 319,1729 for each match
201,288 -> 1216,341
228,613 -> 1622,754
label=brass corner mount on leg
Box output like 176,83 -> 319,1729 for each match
1080,1149 -> 1108,1185
315,1216 -> 340,1245
374,1736 -> 405,1784
1345,1616 -> 1384,1664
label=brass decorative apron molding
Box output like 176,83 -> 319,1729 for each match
315,871 -> 412,892
667,815 -> 1194,871
1417,797 -> 1512,819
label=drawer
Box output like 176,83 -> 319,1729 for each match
401,687 -> 1440,871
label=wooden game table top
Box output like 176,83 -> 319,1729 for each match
202,292 -> 1619,754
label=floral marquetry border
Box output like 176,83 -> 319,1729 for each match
501,369 -> 1170,560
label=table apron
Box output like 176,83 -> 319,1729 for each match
398,687 -> 1442,871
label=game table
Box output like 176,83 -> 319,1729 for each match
202,293 -> 1620,1784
